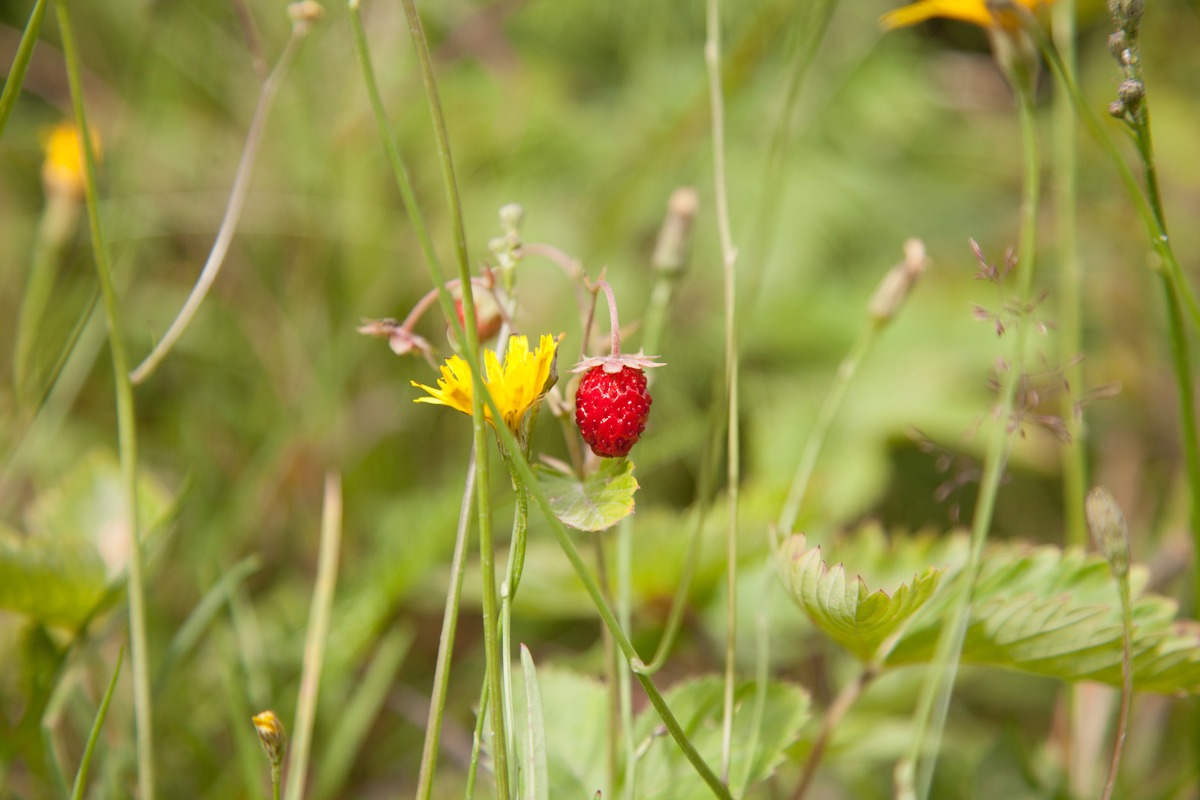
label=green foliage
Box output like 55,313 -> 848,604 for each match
782,529 -> 1200,693
0,451 -> 172,627
535,457 -> 638,532
517,645 -> 550,800
630,677 -> 810,799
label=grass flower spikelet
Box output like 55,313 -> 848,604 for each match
413,334 -> 558,432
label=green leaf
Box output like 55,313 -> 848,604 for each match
631,677 -> 810,799
518,645 -> 549,800
0,450 -> 174,627
782,527 -> 1200,693
514,667 -> 607,797
778,530 -> 953,661
0,525 -> 110,627
535,458 -> 638,532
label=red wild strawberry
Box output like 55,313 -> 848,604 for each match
573,354 -> 663,458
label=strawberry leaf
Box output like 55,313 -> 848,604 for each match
535,458 -> 638,532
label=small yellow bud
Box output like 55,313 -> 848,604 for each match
252,710 -> 287,769
41,122 -> 99,200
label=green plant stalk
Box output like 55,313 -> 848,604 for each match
616,518 -> 637,800
130,23 -> 307,385
283,474 -> 344,800
465,679 -> 489,799
346,1 -> 457,325
70,649 -> 123,800
0,0 -> 48,137
414,449 -> 476,800
1029,22 -> 1200,332
55,4 -> 153,797
1053,0 -> 1086,548
15,192 -> 78,409
900,67 -> 1042,800
706,0 -> 741,780
270,763 -> 281,800
487,393 -> 732,800
776,324 -> 878,535
1034,15 -> 1200,583
1101,570 -> 1134,800
591,532 -> 620,798
791,666 -> 878,800
394,0 -> 508,792
733,612 -> 770,799
499,443 -> 532,800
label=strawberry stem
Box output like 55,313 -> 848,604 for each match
592,279 -> 622,357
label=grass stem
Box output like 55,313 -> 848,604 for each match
283,473 -> 344,800
0,0 -> 49,137
705,0 -> 741,780
130,21 -> 308,385
55,3 -> 153,796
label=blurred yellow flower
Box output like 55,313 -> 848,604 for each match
413,334 -> 558,433
41,121 -> 99,199
881,0 -> 1048,30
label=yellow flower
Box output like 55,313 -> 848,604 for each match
251,710 -> 286,768
881,0 -> 1048,30
41,121 -> 99,199
413,334 -> 559,433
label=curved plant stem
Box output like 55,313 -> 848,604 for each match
414,448 -> 476,800
899,67 -> 1041,800
792,666 -> 877,800
283,473 -> 343,800
130,22 -> 308,384
0,0 -> 49,137
776,324 -> 877,535
592,533 -> 620,798
706,0 -> 741,780
55,4 -> 153,797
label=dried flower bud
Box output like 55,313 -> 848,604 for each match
652,187 -> 699,275
1108,100 -> 1127,119
288,1 -> 324,31
1117,79 -> 1145,112
868,238 -> 928,324
252,710 -> 287,770
1086,486 -> 1130,578
1107,31 -> 1127,60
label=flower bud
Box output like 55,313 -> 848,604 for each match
1117,79 -> 1145,113
1108,100 -> 1127,119
41,122 -> 99,201
1085,487 -> 1130,578
288,1 -> 323,32
1107,31 -> 1127,61
652,187 -> 699,275
252,710 -> 287,770
868,238 -> 928,324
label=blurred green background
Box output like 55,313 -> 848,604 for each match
3,0 -> 1200,796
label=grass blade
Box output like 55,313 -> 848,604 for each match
69,648 -> 123,800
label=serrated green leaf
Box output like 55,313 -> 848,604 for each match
888,543 -> 1200,692
535,458 -> 638,532
779,531 -> 952,661
630,677 -> 810,799
784,528 -> 1200,693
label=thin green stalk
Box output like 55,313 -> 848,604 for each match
414,448 -> 476,800
1030,22 -> 1200,331
0,0 -> 49,136
465,679 -> 489,799
1102,572 -> 1133,800
393,0 -> 507,792
487,391 -> 732,800
791,666 -> 877,800
346,1 -> 457,325
616,518 -> 636,800
592,533 -> 619,799
899,68 -> 1042,800
1053,0 -> 1086,547
706,0 -> 740,780
54,4 -> 153,797
776,325 -> 877,535
130,20 -> 309,384
70,649 -> 124,800
283,473 -> 344,800
732,611 -> 769,799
